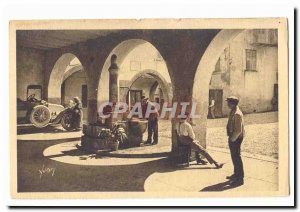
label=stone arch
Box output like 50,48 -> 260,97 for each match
149,81 -> 159,101
126,69 -> 172,104
62,65 -> 83,81
48,53 -> 86,104
97,39 -> 172,107
192,29 -> 244,147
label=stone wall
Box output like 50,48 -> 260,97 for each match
119,43 -> 171,82
63,70 -> 88,120
17,47 -> 45,100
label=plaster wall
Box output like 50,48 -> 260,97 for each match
17,47 -> 45,100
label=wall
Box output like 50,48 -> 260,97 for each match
17,47 -> 45,100
47,53 -> 78,104
98,41 -> 173,119
119,43 -> 171,83
117,43 -> 173,106
63,70 -> 88,120
209,29 -> 278,115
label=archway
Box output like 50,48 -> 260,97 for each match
48,53 -> 87,105
97,39 -> 173,106
97,39 -> 173,154
192,29 -> 244,147
124,69 -> 172,106
97,39 -> 146,105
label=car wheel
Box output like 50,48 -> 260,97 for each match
29,105 -> 51,128
61,112 -> 74,131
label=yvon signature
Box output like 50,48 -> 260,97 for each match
38,165 -> 56,179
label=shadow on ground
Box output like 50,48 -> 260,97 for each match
17,140 -> 176,192
200,180 -> 243,191
17,125 -> 67,135
44,146 -> 171,159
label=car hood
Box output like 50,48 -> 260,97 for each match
47,103 -> 65,113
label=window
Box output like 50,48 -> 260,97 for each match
82,85 -> 88,108
27,85 -> 42,100
245,49 -> 257,71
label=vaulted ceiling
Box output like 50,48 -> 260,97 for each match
17,30 -> 115,50
131,74 -> 158,89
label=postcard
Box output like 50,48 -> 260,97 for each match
10,18 -> 289,199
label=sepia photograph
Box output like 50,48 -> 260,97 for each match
9,18 -> 290,201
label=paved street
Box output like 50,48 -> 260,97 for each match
157,111 -> 278,159
16,111 -> 278,193
207,111 -> 278,159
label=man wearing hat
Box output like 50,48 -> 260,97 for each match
177,111 -> 224,168
226,96 -> 245,186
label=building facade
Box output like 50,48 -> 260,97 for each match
209,29 -> 278,117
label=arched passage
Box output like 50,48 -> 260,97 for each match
125,69 -> 172,104
97,39 -> 173,153
48,53 -> 86,104
192,29 -> 244,147
62,65 -> 83,81
97,39 -> 172,107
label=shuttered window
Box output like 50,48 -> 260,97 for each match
245,49 -> 257,71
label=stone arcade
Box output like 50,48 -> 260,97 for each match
17,29 -> 254,154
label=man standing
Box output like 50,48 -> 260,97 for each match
226,96 -> 245,186
144,98 -> 159,145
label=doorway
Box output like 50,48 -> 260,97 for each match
127,90 -> 143,108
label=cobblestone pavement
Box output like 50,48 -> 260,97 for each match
157,112 -> 278,159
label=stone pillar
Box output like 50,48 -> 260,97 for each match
109,54 -> 119,103
107,54 -> 119,128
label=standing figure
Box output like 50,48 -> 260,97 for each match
143,98 -> 159,145
226,96 -> 245,186
208,98 -> 216,119
177,111 -> 224,168
73,97 -> 83,130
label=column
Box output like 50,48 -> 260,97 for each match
109,54 -> 119,104
107,54 -> 119,128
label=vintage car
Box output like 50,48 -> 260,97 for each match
17,94 -> 75,130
